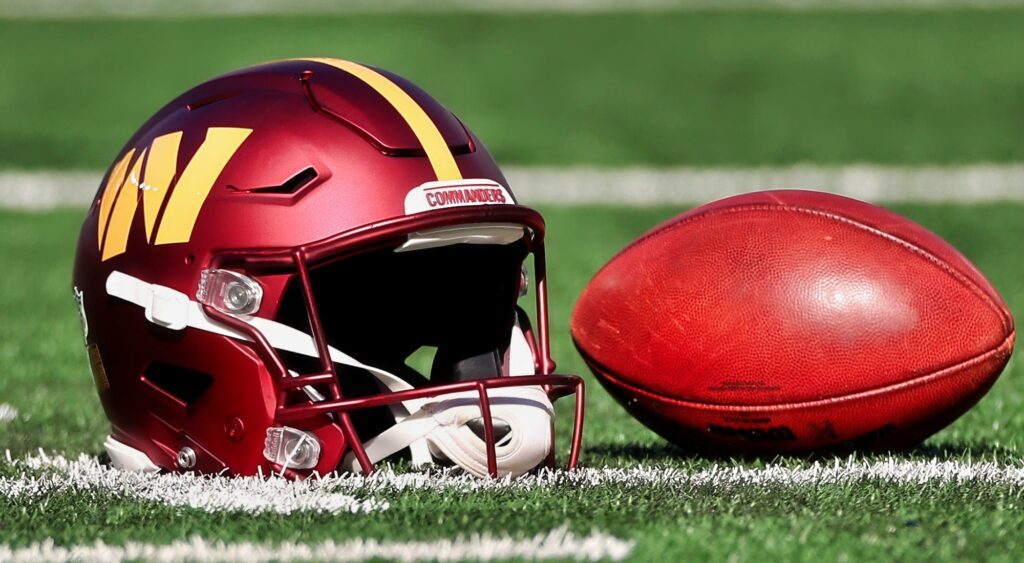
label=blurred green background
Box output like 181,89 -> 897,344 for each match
1,9 -> 1023,170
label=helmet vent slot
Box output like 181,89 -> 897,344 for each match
142,363 -> 214,406
230,167 -> 318,195
186,91 -> 236,111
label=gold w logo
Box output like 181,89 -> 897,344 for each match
96,127 -> 252,261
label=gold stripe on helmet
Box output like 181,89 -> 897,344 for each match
142,131 -> 183,242
102,148 -> 147,261
305,58 -> 462,181
155,127 -> 252,246
97,148 -> 135,250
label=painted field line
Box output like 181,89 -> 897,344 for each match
4,452 -> 1024,502
0,452 -> 387,515
507,163 -> 1024,205
0,527 -> 634,562
2,165 -> 1023,210
284,456 -> 1024,491
2,0 -> 1023,19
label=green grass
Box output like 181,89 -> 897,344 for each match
3,476 -> 1024,561
1,10 -> 1023,170
0,203 -> 1022,560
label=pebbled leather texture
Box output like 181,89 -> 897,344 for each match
572,190 -> 1015,453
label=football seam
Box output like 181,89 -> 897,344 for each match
576,330 -> 1015,412
585,203 -> 1012,334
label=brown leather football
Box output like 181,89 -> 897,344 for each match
571,190 -> 1015,454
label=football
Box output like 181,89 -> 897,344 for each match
572,190 -> 1016,454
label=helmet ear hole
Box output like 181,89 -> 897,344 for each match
142,363 -> 214,405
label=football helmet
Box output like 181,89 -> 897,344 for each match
72,58 -> 584,479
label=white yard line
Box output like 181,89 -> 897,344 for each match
0,451 -> 387,515
2,164 -> 1023,209
0,171 -> 99,210
4,452 -> 1024,502
288,456 -> 1024,491
2,0 -> 1023,18
0,404 -> 17,423
506,164 -> 1024,205
0,528 -> 634,562
0,451 -> 1019,562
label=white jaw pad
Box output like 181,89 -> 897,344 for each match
396,223 -> 525,253
425,385 -> 554,479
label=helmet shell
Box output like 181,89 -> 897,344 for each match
73,59 -> 533,475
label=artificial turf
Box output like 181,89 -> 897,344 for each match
0,203 -> 1021,560
2,6 -> 1023,560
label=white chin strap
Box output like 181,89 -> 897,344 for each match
106,270 -> 552,478
341,386 -> 553,479
425,387 -> 553,479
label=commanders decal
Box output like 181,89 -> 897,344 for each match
404,179 -> 515,215
97,127 -> 252,261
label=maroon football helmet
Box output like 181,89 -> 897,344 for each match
72,58 -> 583,479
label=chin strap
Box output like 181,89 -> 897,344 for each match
106,270 -> 552,477
338,322 -> 548,478
340,386 -> 553,479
